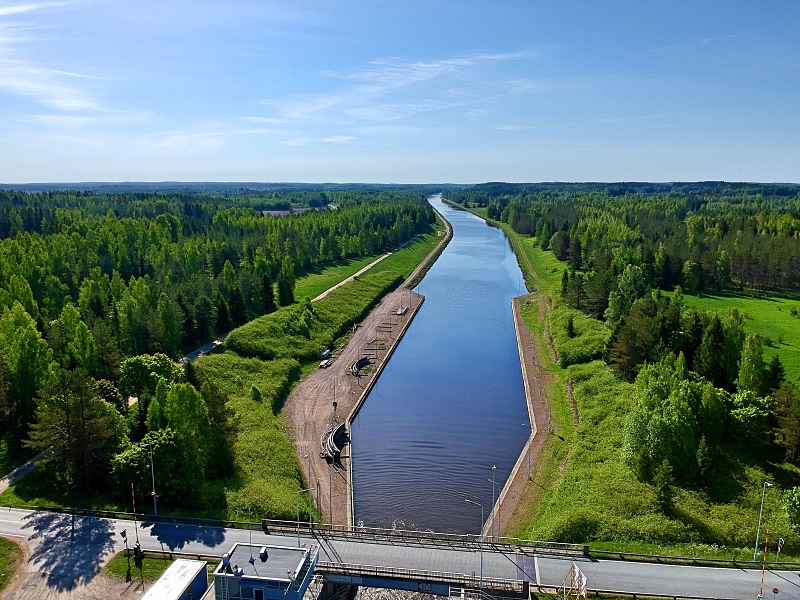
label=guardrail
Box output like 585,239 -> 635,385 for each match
12,505 -> 800,572
587,548 -> 800,571
318,561 -> 523,595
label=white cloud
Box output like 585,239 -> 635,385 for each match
259,50 -> 536,127
280,137 -> 309,146
0,1 -> 72,17
320,135 -> 354,143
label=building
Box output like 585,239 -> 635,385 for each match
142,558 -> 208,600
212,543 -> 318,600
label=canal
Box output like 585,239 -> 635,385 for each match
351,194 -> 529,534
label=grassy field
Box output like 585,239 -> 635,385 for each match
105,549 -> 180,582
669,290 -> 800,383
294,254 -> 387,301
0,536 -> 23,592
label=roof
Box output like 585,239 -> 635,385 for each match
142,558 -> 207,600
214,543 -> 309,582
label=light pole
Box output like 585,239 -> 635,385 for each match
140,443 -> 157,515
754,481 -> 774,561
491,465 -> 496,540
296,488 -> 312,547
523,423 -> 531,479
464,499 -> 484,592
488,477 -> 501,541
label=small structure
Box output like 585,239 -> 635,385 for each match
212,543 -> 318,600
142,558 -> 208,600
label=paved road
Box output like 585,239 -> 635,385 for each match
0,507 -> 796,599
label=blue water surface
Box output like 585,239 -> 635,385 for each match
351,195 -> 529,534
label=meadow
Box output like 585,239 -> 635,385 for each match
673,290 -> 800,383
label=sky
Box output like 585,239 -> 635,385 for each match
0,0 -> 798,184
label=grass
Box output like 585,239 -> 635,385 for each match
0,536 -> 23,592
294,254 -> 385,301
105,549 -> 181,582
669,290 -> 800,383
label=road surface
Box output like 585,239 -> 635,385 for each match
0,508 -> 796,599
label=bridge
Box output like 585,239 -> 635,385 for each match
0,507 -> 797,600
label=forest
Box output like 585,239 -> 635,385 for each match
0,187 -> 434,507
445,182 -> 800,546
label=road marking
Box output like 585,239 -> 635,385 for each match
534,555 -> 540,584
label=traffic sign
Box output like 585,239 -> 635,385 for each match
773,588 -> 779,595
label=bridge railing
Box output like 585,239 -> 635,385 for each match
318,560 -> 523,594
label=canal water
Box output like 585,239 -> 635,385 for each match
351,195 -> 529,534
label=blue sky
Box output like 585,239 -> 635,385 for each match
1,1 -> 798,183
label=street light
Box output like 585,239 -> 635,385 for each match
523,423 -> 531,479
488,477 -> 501,542
296,488 -> 312,547
754,481 -> 774,561
491,465 -> 497,540
464,499 -> 484,592
140,443 -> 157,515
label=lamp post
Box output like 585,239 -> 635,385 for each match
464,499 -> 484,592
140,443 -> 157,515
523,423 -> 531,479
296,488 -> 312,547
754,481 -> 774,561
491,465 -> 496,540
488,477 -> 501,542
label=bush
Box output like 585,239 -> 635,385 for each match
549,306 -> 611,367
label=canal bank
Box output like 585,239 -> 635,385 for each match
482,293 -> 553,539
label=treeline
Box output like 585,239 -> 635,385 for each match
446,183 -> 800,529
0,188 -> 434,502
448,182 -> 800,293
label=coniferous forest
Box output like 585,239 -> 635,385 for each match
0,188 -> 434,508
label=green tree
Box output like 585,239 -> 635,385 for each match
164,383 -> 212,473
696,435 -> 711,482
784,486 -> 800,535
110,427 -> 193,505
694,315 -> 727,388
27,368 -> 127,494
146,378 -> 168,431
737,333 -> 765,395
157,293 -> 182,358
277,256 -> 296,307
774,382 -> 800,463
729,390 -> 772,445
0,302 -> 53,442
652,459 -> 675,512
681,260 -> 702,292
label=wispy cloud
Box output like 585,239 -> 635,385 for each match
0,58 -> 100,110
257,50 -> 538,127
281,137 -> 309,146
150,126 -> 274,151
0,1 -> 107,114
0,1 -> 71,17
320,135 -> 354,143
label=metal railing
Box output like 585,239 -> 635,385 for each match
317,561 -> 523,594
